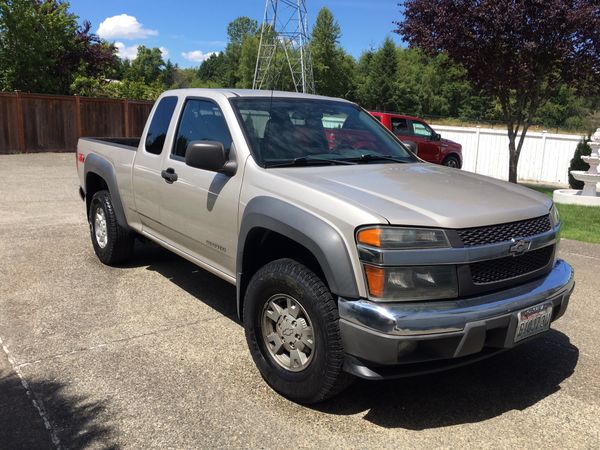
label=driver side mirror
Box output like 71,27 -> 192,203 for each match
402,140 -> 418,155
185,141 -> 237,176
431,132 -> 441,141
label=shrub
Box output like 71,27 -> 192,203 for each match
568,137 -> 591,189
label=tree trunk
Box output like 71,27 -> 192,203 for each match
508,133 -> 519,183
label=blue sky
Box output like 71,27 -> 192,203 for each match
69,0 -> 402,67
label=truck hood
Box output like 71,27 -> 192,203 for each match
275,163 -> 552,229
441,137 -> 461,149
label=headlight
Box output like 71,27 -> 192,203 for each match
550,204 -> 560,227
357,226 -> 450,249
363,264 -> 458,301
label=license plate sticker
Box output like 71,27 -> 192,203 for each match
514,302 -> 553,343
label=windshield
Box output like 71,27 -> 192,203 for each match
230,97 -> 418,168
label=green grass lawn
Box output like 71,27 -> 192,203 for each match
522,184 -> 600,244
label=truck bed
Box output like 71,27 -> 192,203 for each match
80,137 -> 141,150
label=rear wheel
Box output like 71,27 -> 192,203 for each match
89,190 -> 134,265
442,155 -> 461,168
243,258 -> 353,403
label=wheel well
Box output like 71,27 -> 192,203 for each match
239,228 -> 327,315
85,172 -> 109,216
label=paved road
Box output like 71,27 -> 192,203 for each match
1,153 -> 599,449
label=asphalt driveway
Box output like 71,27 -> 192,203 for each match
1,153 -> 599,449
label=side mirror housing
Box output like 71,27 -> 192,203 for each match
402,140 -> 418,155
185,141 -> 237,176
431,132 -> 441,141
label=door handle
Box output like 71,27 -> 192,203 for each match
161,168 -> 178,183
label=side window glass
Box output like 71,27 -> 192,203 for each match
412,121 -> 433,138
173,99 -> 233,159
145,96 -> 178,154
391,117 -> 409,134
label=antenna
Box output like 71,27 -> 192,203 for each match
253,0 -> 315,94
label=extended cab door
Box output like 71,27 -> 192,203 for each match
408,120 -> 441,163
132,96 -> 179,231
155,97 -> 242,278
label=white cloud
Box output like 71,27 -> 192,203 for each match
181,50 -> 219,63
97,14 -> 158,40
114,42 -> 140,60
159,47 -> 169,58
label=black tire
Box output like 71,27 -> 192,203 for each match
243,258 -> 354,404
442,155 -> 461,168
89,190 -> 134,265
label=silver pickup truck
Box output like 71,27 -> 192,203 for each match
76,89 -> 574,403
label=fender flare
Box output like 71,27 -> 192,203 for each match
237,196 -> 359,317
83,153 -> 129,228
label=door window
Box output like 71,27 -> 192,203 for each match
145,96 -> 178,154
391,117 -> 409,135
172,99 -> 233,159
411,121 -> 434,138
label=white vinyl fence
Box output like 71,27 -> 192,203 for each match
431,124 -> 583,185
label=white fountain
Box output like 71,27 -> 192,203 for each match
554,128 -> 600,206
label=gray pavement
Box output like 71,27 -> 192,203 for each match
0,153 -> 599,449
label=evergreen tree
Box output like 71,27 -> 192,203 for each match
310,7 -> 355,98
363,38 -> 399,111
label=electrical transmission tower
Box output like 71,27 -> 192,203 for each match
253,0 -> 315,93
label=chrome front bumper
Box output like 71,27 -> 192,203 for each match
339,259 -> 574,378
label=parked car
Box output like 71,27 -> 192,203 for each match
369,111 -> 463,168
76,89 -> 573,404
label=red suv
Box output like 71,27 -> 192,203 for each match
369,112 -> 462,168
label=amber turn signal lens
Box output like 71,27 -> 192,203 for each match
364,264 -> 385,298
357,228 -> 382,247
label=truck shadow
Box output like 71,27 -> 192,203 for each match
312,330 -> 578,429
124,241 -> 239,322
0,374 -> 116,449
122,242 -> 579,430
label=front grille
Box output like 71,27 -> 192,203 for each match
458,215 -> 552,247
470,245 -> 554,284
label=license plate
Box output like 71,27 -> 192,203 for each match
514,302 -> 553,343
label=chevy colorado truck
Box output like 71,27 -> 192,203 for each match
76,89 -> 574,404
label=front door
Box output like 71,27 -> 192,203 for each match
409,120 -> 441,163
157,98 -> 242,278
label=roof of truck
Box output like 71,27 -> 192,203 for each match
163,88 -> 354,103
369,111 -> 425,122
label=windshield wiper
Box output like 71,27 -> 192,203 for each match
265,155 -> 358,168
352,153 -> 408,164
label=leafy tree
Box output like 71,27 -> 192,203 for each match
223,16 -> 258,87
227,16 -> 258,46
310,7 -> 355,98
237,34 -> 259,88
159,60 -> 177,87
127,46 -> 165,85
397,0 -> 600,182
197,52 -> 226,84
0,0 -> 116,94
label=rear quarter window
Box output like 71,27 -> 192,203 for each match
145,96 -> 178,155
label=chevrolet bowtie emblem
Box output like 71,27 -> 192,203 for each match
509,239 -> 531,256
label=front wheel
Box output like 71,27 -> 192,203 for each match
243,258 -> 353,403
442,155 -> 461,168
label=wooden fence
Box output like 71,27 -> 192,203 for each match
0,91 -> 154,154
